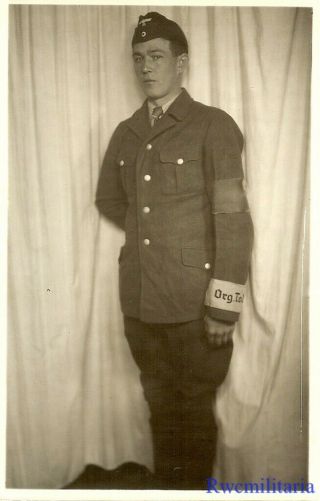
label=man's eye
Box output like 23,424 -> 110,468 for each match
134,56 -> 142,63
152,55 -> 162,61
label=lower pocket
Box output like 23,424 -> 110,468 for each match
181,247 -> 213,271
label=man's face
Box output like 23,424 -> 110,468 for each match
132,38 -> 186,102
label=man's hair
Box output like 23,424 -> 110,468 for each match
169,40 -> 188,57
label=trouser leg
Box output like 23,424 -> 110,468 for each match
123,317 -> 184,486
123,316 -> 233,489
166,319 -> 233,489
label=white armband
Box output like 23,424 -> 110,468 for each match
205,278 -> 245,313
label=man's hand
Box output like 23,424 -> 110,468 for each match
204,315 -> 235,347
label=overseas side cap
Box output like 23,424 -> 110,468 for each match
131,12 -> 188,53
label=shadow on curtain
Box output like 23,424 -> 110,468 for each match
7,5 -> 311,488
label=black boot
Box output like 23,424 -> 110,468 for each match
180,393 -> 218,490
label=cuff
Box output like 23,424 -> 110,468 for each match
205,305 -> 239,323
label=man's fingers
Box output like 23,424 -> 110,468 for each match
206,330 -> 233,346
223,332 -> 232,344
207,334 -> 222,346
206,332 -> 225,346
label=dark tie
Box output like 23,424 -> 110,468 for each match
151,106 -> 164,126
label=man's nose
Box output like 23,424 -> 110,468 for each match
142,61 -> 151,73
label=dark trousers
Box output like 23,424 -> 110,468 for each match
124,316 -> 233,489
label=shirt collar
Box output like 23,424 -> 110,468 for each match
147,89 -> 183,120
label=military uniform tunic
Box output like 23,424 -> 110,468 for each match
96,89 -> 253,324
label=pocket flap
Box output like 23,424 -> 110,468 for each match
181,248 -> 213,269
160,145 -> 200,164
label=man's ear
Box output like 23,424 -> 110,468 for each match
177,53 -> 189,74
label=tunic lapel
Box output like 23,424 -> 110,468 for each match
126,101 -> 152,140
126,89 -> 194,142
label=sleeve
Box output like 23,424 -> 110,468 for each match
203,111 -> 254,323
95,123 -> 128,230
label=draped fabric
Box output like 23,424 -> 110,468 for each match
7,5 -> 311,488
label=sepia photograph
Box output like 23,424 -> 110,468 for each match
2,1 -> 315,497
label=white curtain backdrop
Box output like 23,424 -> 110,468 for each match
8,5 -> 311,488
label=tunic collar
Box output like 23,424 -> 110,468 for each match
126,88 -> 194,139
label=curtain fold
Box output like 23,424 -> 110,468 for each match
8,5 -> 311,488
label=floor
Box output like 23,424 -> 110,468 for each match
63,462 -> 162,490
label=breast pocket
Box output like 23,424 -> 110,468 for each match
159,145 -> 204,195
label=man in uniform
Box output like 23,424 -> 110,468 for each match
96,12 -> 253,489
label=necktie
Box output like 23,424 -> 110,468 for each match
151,106 -> 164,126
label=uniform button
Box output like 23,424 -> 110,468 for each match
177,158 -> 184,165
143,206 -> 150,213
204,262 -> 211,270
143,238 -> 150,246
119,160 -> 125,166
146,144 -> 152,150
144,174 -> 151,182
